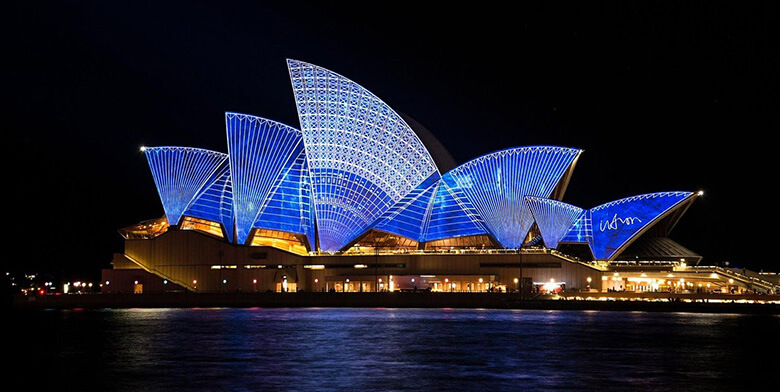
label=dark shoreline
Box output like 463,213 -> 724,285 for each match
12,292 -> 780,314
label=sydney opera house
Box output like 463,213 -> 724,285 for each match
103,59 -> 751,295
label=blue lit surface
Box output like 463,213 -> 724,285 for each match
589,192 -> 693,260
287,59 -> 439,251
226,113 -> 304,244
144,147 -> 228,226
252,148 -> 315,249
183,161 -> 234,241
560,210 -> 593,246
525,197 -> 583,249
424,174 -> 489,242
372,173 -> 439,242
446,146 -> 581,248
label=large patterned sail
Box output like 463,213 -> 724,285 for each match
287,59 -> 439,251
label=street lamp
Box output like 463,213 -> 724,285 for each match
586,277 -> 592,291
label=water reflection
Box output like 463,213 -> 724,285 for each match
11,308 -> 779,391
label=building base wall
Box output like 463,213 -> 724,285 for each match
120,229 -> 603,293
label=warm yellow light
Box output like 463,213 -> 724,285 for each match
679,278 -> 685,283
613,272 -> 620,276
445,278 -> 449,283
193,280 -> 197,284
710,273 -> 718,279
252,279 -> 257,284
550,278 -> 555,283
314,279 -> 319,284
478,278 -> 483,283
140,146 -> 147,152
304,265 -> 325,270
354,264 -> 368,269
514,278 -> 519,283
378,278 -> 382,283
728,278 -> 734,284
667,273 -> 674,278
586,277 -> 592,283
697,190 -> 704,196
640,273 -> 647,278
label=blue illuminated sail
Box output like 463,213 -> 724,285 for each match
560,210 -> 593,246
372,173 -> 439,242
183,161 -> 234,241
226,112 -> 304,244
144,147 -> 228,227
589,192 -> 694,260
287,59 -> 439,251
446,146 -> 581,248
424,174 -> 489,242
525,196 -> 583,249
252,148 -> 316,249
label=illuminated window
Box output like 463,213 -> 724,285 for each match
250,228 -> 310,255
118,217 -> 169,239
180,216 -> 224,239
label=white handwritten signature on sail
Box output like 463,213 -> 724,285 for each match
599,214 -> 642,232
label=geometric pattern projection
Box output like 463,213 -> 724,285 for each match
144,147 -> 228,227
589,191 -> 693,261
226,112 -> 304,244
560,210 -> 594,246
372,173 -> 440,242
183,161 -> 234,241
287,59 -> 439,251
525,196 -> 584,249
447,146 -> 581,248
424,174 -> 489,242
252,148 -> 315,249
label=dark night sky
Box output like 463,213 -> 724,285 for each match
6,1 -> 778,278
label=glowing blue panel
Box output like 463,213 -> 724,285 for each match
226,112 -> 304,244
447,146 -> 581,248
590,192 -> 694,260
183,161 -> 234,241
525,196 -> 584,249
144,147 -> 228,226
372,173 -> 439,241
424,174 -> 489,242
287,59 -> 439,251
252,148 -> 315,249
560,210 -> 593,246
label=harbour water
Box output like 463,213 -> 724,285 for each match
11,308 -> 779,391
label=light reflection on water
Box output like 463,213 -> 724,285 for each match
12,308 -> 779,391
